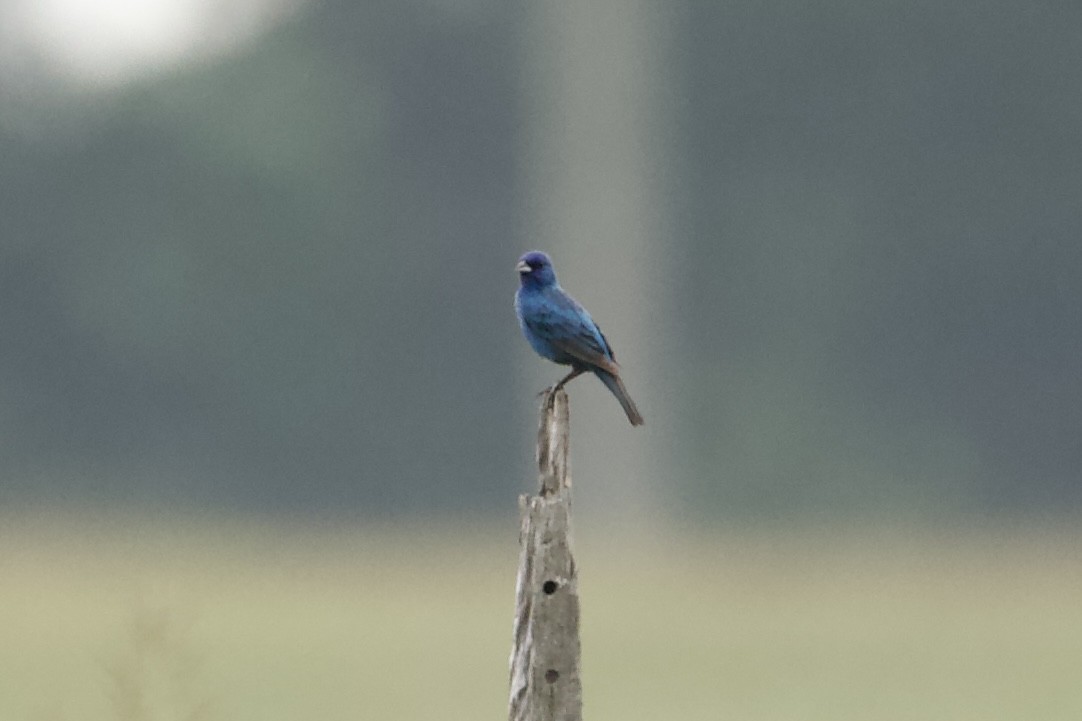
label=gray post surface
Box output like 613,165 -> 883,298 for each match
508,388 -> 582,721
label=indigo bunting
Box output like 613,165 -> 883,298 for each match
514,251 -> 644,426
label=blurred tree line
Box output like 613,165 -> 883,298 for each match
1,0 -> 1078,518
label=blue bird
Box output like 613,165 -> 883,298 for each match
514,251 -> 644,426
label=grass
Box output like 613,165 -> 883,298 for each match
1,512 -> 1080,720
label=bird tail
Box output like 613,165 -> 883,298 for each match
596,370 -> 644,426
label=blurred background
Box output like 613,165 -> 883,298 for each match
1,0 -> 1080,719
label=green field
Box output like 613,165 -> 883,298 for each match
2,513 -> 1080,720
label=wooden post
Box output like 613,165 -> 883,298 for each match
508,388 -> 582,721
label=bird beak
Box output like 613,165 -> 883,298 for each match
516,260 -> 531,274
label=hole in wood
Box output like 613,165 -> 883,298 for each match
545,669 -> 559,683
542,580 -> 558,595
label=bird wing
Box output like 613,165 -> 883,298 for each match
520,285 -> 623,374
594,325 -> 616,361
542,290 -> 621,373
549,330 -> 621,376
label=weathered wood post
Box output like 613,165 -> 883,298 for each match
508,388 -> 582,721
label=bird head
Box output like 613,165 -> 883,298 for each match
516,251 -> 557,288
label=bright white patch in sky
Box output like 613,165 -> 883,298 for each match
30,0 -> 202,76
2,0 -> 301,87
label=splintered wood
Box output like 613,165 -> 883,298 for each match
508,388 -> 582,721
